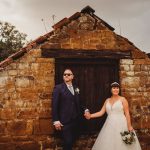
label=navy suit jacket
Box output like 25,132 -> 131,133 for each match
52,83 -> 81,125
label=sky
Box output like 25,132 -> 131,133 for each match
0,0 -> 150,53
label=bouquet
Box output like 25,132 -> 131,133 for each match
120,131 -> 136,144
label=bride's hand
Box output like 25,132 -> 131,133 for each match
128,126 -> 134,132
84,112 -> 91,120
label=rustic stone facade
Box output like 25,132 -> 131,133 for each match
120,58 -> 150,150
0,6 -> 149,150
0,49 -> 55,150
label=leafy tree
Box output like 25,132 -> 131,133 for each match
0,21 -> 28,61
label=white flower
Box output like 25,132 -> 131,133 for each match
75,88 -> 80,94
127,134 -> 131,138
122,136 -> 126,140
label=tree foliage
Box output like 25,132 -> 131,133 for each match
0,21 -> 27,61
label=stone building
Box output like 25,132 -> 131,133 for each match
0,6 -> 150,150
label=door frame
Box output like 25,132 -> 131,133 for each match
55,58 -> 120,134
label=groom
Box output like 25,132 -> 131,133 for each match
52,69 -> 85,150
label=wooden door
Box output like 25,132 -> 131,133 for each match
55,58 -> 119,134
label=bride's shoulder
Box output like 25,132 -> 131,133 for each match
120,96 -> 128,103
105,98 -> 110,104
106,98 -> 110,101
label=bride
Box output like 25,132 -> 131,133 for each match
84,82 -> 141,150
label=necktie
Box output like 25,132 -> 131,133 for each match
68,85 -> 74,95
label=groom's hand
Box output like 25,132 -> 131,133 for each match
54,122 -> 63,130
84,112 -> 91,120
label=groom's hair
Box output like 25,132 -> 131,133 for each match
64,68 -> 73,74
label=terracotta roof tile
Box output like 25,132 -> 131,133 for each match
34,36 -> 47,44
0,57 -> 13,68
93,14 -> 114,31
52,18 -> 69,29
68,12 -> 80,20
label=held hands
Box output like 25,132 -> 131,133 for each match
84,111 -> 91,120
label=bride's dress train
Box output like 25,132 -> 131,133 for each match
92,99 -> 141,150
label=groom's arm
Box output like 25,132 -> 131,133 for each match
52,85 -> 61,123
52,85 -> 64,130
79,98 -> 89,114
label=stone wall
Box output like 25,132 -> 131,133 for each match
41,13 -> 139,53
0,49 -> 55,150
1,52 -> 150,150
120,58 -> 150,150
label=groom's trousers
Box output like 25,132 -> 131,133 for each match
61,118 -> 80,150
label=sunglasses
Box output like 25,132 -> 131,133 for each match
63,73 -> 73,76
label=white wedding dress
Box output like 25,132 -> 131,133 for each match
92,99 -> 141,150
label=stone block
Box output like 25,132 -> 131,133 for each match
19,92 -> 38,100
38,108 -> 51,119
13,136 -> 33,142
18,63 -> 29,70
120,59 -> 133,65
0,143 -> 15,150
19,54 -> 36,63
0,77 -> 8,88
40,63 -> 54,71
31,63 -> 39,72
0,121 -> 6,134
15,77 -> 30,88
16,108 -> 38,119
141,117 -> 150,129
121,77 -> 140,88
120,65 -> 130,71
39,137 -> 56,150
134,65 -> 141,71
0,109 -> 16,120
15,142 -> 40,150
8,63 -> 17,69
96,44 -> 105,49
41,43 -> 61,49
126,71 -> 135,76
61,43 -> 72,49
40,100 -> 51,108
35,58 -> 54,63
8,70 -> 18,76
0,136 -> 12,143
18,69 -> 32,76
28,49 -> 41,58
0,71 -> 8,77
33,119 -> 54,135
7,120 -> 32,136
71,43 -> 83,49
141,65 -> 148,71
39,92 -> 51,99
134,59 -> 146,65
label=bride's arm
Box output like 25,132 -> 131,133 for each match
122,98 -> 133,131
89,100 -> 107,119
